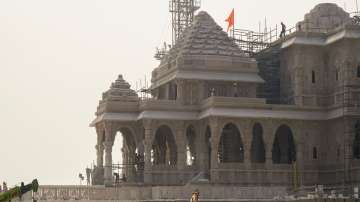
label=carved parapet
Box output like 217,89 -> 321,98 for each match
34,186 -> 91,200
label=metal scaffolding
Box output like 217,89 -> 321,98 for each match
231,26 -> 296,56
169,0 -> 201,45
155,0 -> 201,60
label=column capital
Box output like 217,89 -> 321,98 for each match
142,119 -> 153,129
104,122 -> 116,143
104,141 -> 113,151
95,126 -> 103,135
95,144 -> 104,150
174,79 -> 185,85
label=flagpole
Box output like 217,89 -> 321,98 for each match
233,9 -> 235,38
232,27 -> 235,38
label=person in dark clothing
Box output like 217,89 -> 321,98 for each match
114,173 -> 120,185
3,182 -> 8,191
280,22 -> 286,38
86,168 -> 91,185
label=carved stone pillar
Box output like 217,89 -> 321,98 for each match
264,123 -> 274,167
104,141 -> 113,186
243,123 -> 252,166
343,117 -> 352,185
95,127 -> 104,168
103,122 -> 114,186
176,123 -> 186,170
92,144 -> 105,185
143,120 -> 153,184
197,124 -> 207,172
209,118 -> 220,182
176,80 -> 185,104
96,144 -> 104,168
263,123 -> 273,186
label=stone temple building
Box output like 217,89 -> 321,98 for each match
73,3 -> 360,200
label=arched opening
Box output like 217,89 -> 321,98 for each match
251,123 -> 265,163
186,125 -> 196,166
353,121 -> 360,159
218,123 -> 244,163
152,125 -> 177,165
272,125 -> 296,164
312,147 -> 318,159
112,128 -> 137,183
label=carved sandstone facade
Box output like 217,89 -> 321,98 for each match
90,5 -> 360,190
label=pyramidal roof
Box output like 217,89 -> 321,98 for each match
101,75 -> 138,102
162,11 -> 246,63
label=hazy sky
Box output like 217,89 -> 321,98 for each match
0,0 -> 358,186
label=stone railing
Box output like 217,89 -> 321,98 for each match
34,185 -> 92,200
201,96 -> 266,109
34,184 -> 288,201
139,99 -> 198,111
34,185 -> 152,201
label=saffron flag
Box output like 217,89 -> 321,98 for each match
225,9 -> 235,32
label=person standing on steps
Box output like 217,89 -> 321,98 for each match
280,22 -> 286,38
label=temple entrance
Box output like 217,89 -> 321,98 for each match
152,125 -> 177,165
251,123 -> 266,163
218,123 -> 244,163
272,125 -> 296,164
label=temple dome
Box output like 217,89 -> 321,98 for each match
297,3 -> 350,32
101,75 -> 138,102
161,11 -> 246,64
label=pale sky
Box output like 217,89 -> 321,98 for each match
0,0 -> 358,186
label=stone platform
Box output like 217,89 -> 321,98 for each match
33,185 -> 288,202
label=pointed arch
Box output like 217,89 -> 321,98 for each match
272,125 -> 296,164
152,125 -> 177,165
251,123 -> 265,163
112,127 -> 137,183
218,123 -> 244,163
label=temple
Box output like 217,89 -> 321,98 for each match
24,3 -> 358,201
89,3 -> 360,191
